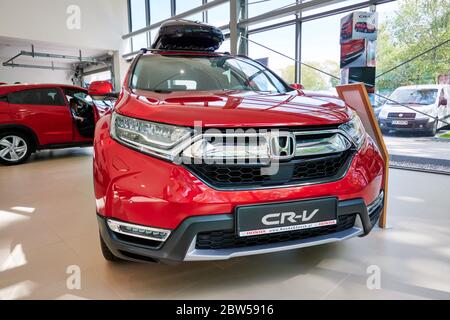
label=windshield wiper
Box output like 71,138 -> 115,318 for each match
152,89 -> 173,94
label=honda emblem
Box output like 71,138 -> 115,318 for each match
269,132 -> 296,160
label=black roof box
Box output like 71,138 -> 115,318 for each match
151,20 -> 224,52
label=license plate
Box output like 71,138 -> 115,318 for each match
392,120 -> 408,125
236,198 -> 337,237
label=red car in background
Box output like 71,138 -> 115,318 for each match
0,82 -> 113,165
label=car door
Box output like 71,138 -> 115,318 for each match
443,87 -> 450,122
436,89 -> 445,123
63,89 -> 101,141
8,87 -> 73,145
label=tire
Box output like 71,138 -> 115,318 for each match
426,120 -> 438,137
0,132 -> 33,166
99,232 -> 122,262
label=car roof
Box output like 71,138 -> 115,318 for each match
396,84 -> 449,90
0,83 -> 86,94
143,50 -> 231,58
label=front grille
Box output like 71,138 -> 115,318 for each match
388,112 -> 416,119
186,150 -> 354,189
196,214 -> 357,250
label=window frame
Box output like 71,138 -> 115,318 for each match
128,0 -> 151,52
127,0 -> 210,52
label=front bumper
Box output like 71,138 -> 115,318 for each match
379,118 -> 435,131
98,191 -> 384,263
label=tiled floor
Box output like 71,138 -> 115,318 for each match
0,148 -> 449,300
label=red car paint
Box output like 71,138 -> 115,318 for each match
340,18 -> 353,41
341,39 -> 366,67
88,81 -> 113,97
355,22 -> 376,33
0,84 -> 101,164
93,51 -> 385,263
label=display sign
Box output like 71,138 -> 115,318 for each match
341,39 -> 376,68
340,11 -> 378,95
340,67 -> 376,93
340,12 -> 378,43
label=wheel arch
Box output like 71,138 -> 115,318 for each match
0,124 -> 39,152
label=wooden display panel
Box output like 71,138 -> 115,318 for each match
336,83 -> 389,228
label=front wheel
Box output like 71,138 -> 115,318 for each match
426,120 -> 438,137
99,233 -> 122,262
0,132 -> 32,166
380,128 -> 389,135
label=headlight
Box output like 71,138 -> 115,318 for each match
379,107 -> 389,119
110,112 -> 193,160
339,112 -> 366,149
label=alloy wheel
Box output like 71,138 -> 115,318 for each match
0,135 -> 28,162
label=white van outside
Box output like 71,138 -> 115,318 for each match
378,84 -> 450,136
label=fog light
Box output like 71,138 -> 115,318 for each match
107,219 -> 171,242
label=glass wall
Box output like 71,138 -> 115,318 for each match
373,0 -> 450,170
304,0 -> 370,18
129,0 -> 148,52
248,0 -> 295,18
248,0 -> 296,29
300,9 -> 370,93
248,25 -> 296,83
128,0 -> 211,52
176,0 -> 203,21
207,1 -> 230,27
150,0 -> 171,23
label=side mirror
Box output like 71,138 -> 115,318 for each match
88,81 -> 119,99
439,97 -> 447,106
290,83 -> 304,91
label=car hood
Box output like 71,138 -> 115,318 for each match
115,89 -> 352,128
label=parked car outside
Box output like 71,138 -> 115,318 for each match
378,84 -> 450,136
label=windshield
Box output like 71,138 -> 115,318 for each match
75,92 -> 93,104
387,88 -> 438,105
130,55 -> 290,94
64,89 -> 93,104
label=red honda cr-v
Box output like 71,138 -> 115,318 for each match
93,49 -> 386,264
0,83 -> 114,165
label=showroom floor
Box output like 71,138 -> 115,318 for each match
0,148 -> 449,300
